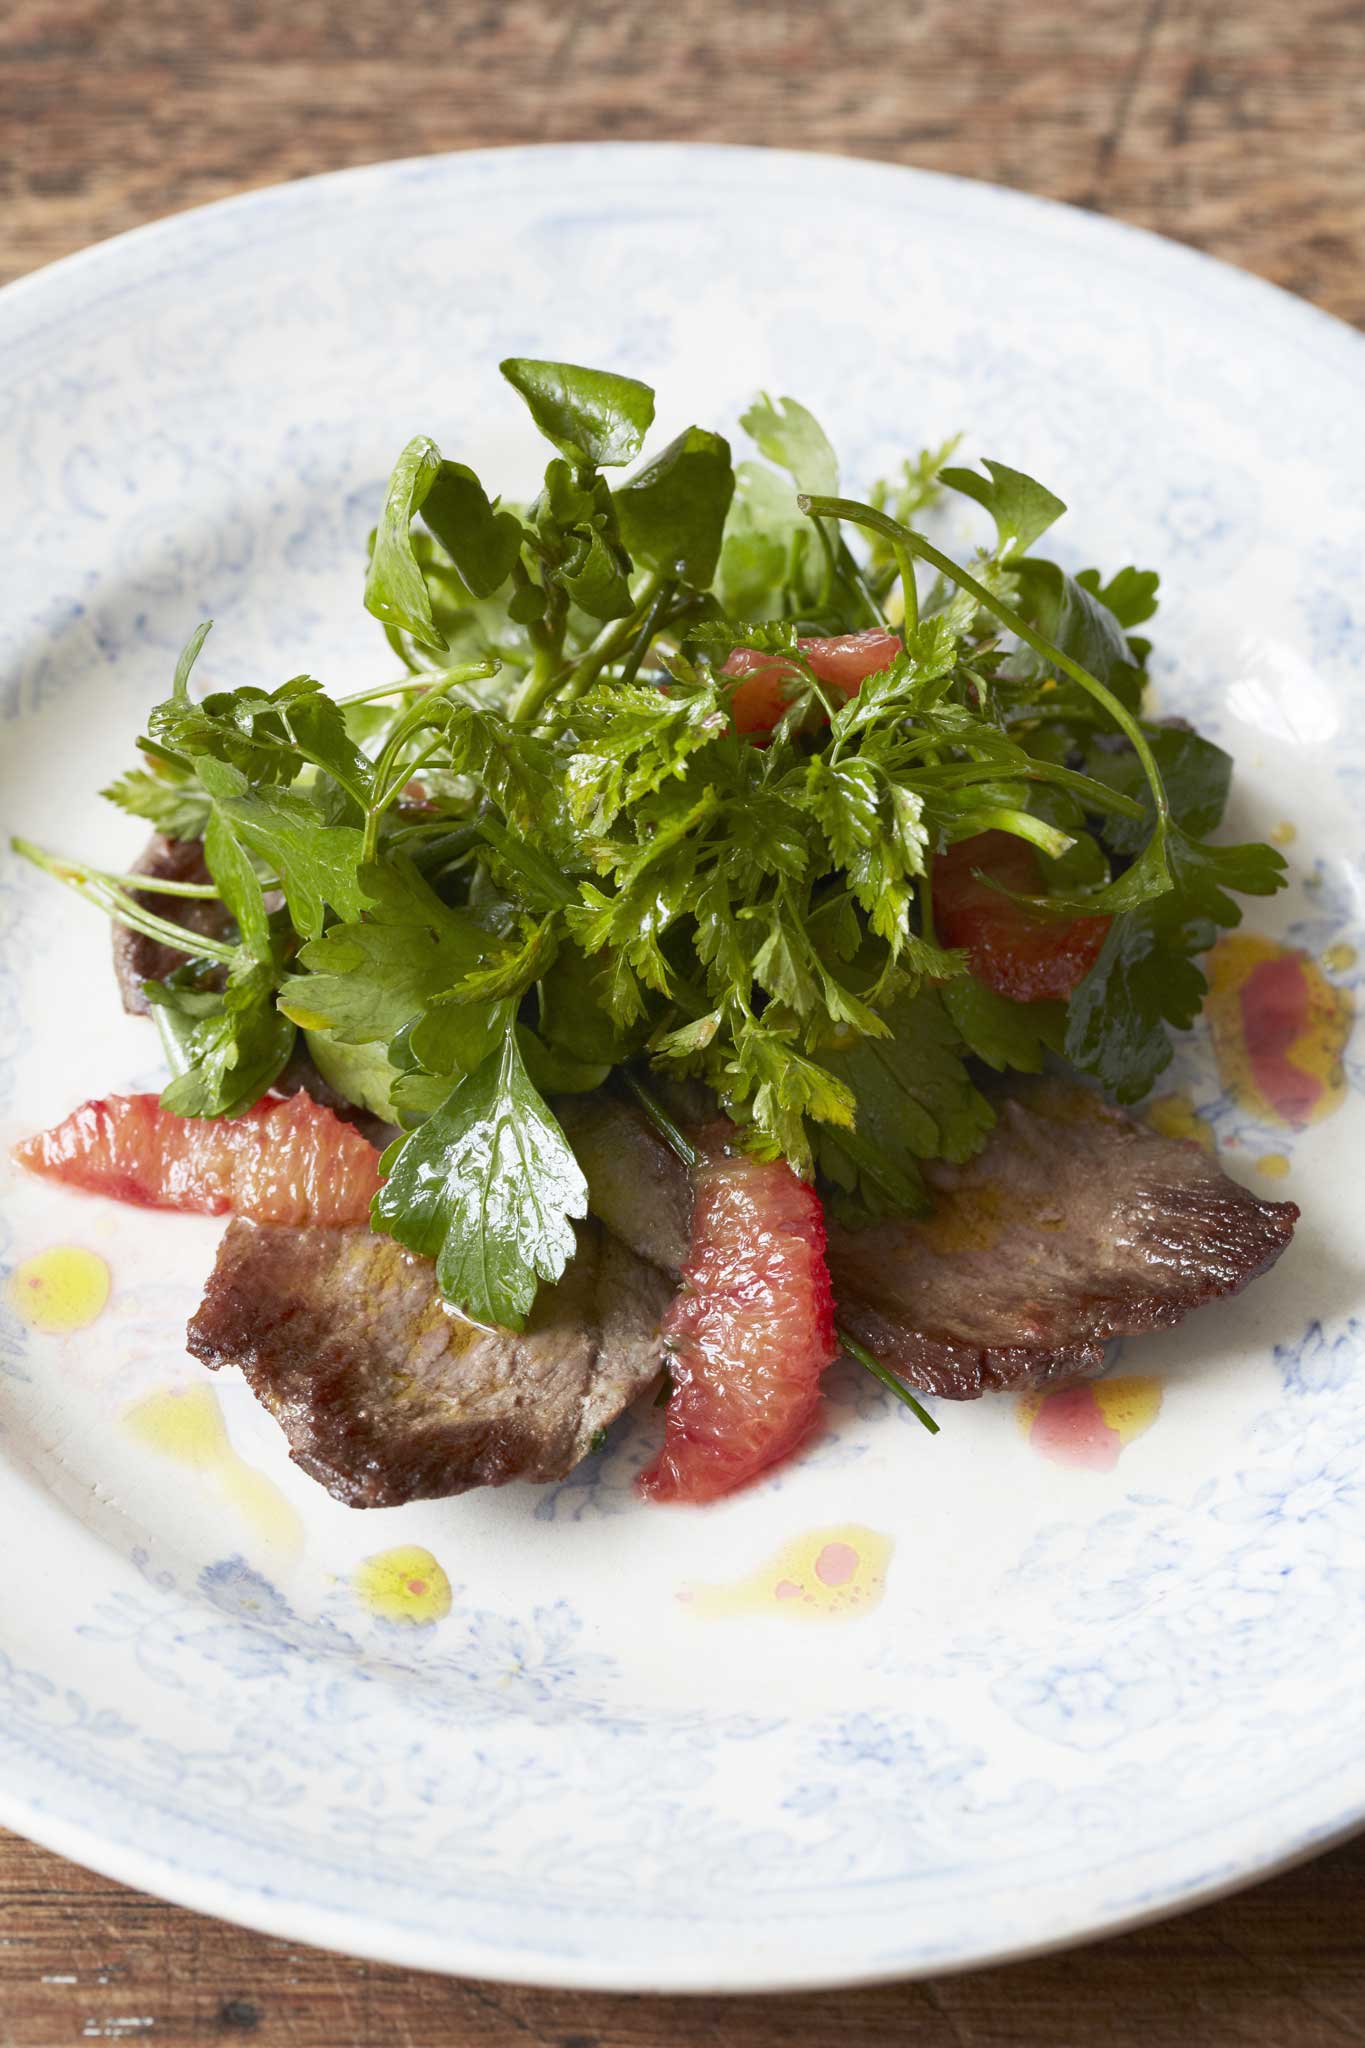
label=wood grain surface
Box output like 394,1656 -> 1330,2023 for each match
3,1 -> 1365,2041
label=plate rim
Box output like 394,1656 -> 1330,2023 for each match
2,138 -> 1364,1993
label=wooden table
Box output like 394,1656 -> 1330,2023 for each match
4,1 -> 1365,2040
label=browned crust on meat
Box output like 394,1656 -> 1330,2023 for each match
186,1217 -> 669,1506
828,1082 -> 1298,1400
112,834 -> 234,1014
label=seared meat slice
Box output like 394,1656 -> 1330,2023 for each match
828,1081 -> 1298,1398
556,1091 -> 693,1273
186,1217 -> 670,1506
113,835 -> 233,1014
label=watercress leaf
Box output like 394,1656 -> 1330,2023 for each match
939,458 -> 1066,558
364,435 -> 447,651
500,358 -> 655,467
419,461 -> 525,599
740,393 -> 839,495
371,1025 -> 588,1328
614,427 -> 735,586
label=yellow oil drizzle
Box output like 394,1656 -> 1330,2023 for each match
1255,1152 -> 1292,1178
1144,1091 -> 1216,1153
681,1524 -> 892,1623
1324,943 -> 1358,973
125,1386 -> 304,1562
1019,1376 -> 1162,1470
7,1247 -> 110,1334
1270,820 -> 1298,847
352,1546 -> 453,1626
1205,933 -> 1353,1127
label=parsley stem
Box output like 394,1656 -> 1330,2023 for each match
11,837 -> 240,964
798,496 -> 1170,825
893,542 -> 920,633
335,659 -> 499,709
837,1328 -> 940,1434
839,542 -> 888,629
624,1069 -> 940,1439
79,870 -> 223,899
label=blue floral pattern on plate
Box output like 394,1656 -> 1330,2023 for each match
0,144 -> 1362,1990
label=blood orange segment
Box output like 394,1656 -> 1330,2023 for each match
639,1128 -> 839,1505
13,1092 -> 381,1226
724,628 -> 902,736
934,830 -> 1112,1003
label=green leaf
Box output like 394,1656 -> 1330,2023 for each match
101,764 -> 211,841
364,435 -> 447,650
1065,824 -> 1288,1101
171,620 -> 213,700
814,989 -> 996,1218
1079,724 -> 1232,857
517,1025 -> 610,1097
740,393 -> 839,495
715,460 -> 815,618
1075,564 -> 1160,630
428,914 -> 557,1008
536,942 -> 647,1067
419,461 -> 525,599
942,977 -> 1064,1073
939,458 -> 1066,558
218,784 -> 367,941
500,358 -> 655,467
1014,558 -> 1144,706
149,964 -> 294,1119
286,693 -> 376,809
723,1017 -> 855,1174
565,679 -> 729,833
279,855 -> 488,1044
201,782 -> 270,959
304,1028 -> 401,1120
371,1024 -> 589,1328
614,427 -> 735,586
538,460 -> 634,620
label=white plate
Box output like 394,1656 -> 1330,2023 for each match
1,145 -> 1363,1993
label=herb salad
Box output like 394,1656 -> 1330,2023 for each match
17,357 -> 1288,1335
